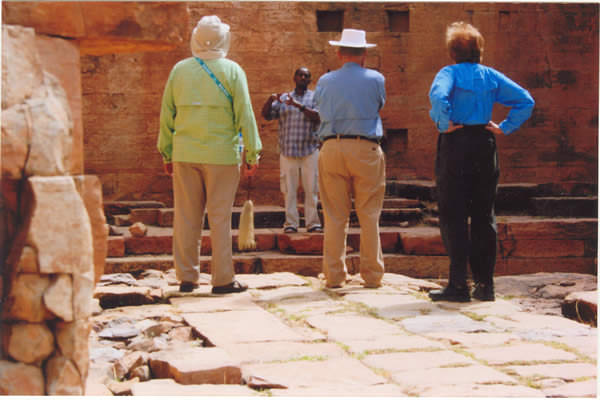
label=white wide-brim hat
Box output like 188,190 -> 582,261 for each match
191,15 -> 231,60
329,29 -> 376,48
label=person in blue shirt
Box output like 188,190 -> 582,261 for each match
428,22 -> 534,302
314,29 -> 386,289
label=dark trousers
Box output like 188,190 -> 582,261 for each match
435,125 -> 499,288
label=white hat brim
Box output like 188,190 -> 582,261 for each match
329,40 -> 376,48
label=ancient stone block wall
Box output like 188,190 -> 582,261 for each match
0,24 -> 108,395
4,2 -> 598,206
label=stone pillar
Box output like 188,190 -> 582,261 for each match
1,24 -> 108,395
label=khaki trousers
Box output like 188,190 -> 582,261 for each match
173,162 -> 240,287
280,150 -> 321,230
318,138 -> 386,287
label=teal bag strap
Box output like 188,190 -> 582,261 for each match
195,57 -> 244,155
195,57 -> 233,104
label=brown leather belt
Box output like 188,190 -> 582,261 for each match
322,134 -> 381,145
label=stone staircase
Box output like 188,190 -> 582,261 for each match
104,180 -> 598,280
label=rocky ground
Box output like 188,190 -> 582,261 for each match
87,270 -> 597,397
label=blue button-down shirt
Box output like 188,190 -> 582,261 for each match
429,63 -> 535,135
314,62 -> 386,140
267,90 -> 319,157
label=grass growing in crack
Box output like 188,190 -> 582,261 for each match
335,341 -> 351,353
328,300 -> 381,320
451,348 -> 479,363
574,376 -> 597,382
438,362 -> 474,368
255,388 -> 273,396
462,311 -> 487,322
413,291 -> 431,301
286,312 -> 307,322
516,375 -> 544,390
498,359 -> 575,367
542,340 -> 595,364
369,367 -> 392,380
267,355 -> 328,363
365,347 -> 442,355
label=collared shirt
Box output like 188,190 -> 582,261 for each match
429,62 -> 535,135
158,57 -> 262,165
266,90 -> 319,157
314,62 -> 386,140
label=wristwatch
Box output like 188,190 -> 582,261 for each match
299,105 -> 306,112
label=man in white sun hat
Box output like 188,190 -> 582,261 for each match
314,29 -> 386,289
157,15 -> 262,294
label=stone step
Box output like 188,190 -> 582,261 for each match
106,196 -> 425,224
530,197 -> 598,218
105,218 -> 597,278
115,206 -> 424,229
385,180 -> 599,216
104,249 -> 596,280
108,227 -> 405,257
103,180 -> 598,224
104,201 -> 166,223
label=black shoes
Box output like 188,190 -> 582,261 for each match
212,280 -> 248,294
283,226 -> 298,233
179,282 -> 199,293
472,283 -> 495,301
429,285 -> 471,302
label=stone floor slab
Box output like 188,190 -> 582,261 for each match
238,272 -> 309,289
94,284 -> 161,308
393,365 -> 517,391
221,341 -> 347,364
542,379 -> 597,398
84,381 -> 113,396
469,343 -> 578,365
344,293 -> 441,319
250,285 -> 327,304
417,383 -> 544,397
505,362 -> 597,381
424,332 -> 521,347
551,334 -> 598,360
163,284 -> 213,298
402,313 -> 497,334
245,358 -> 386,389
342,334 -> 444,355
131,379 -> 257,396
183,309 -> 306,346
305,313 -> 404,341
382,273 -> 442,292
148,346 -> 242,385
485,312 -> 593,341
269,383 -> 406,397
440,297 -> 523,317
362,350 -> 475,373
170,292 -> 258,313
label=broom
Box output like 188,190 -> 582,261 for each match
238,167 -> 256,251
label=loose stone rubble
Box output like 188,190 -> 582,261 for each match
88,270 -> 597,397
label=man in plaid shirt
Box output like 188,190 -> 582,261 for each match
261,67 -> 322,233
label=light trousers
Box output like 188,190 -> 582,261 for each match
318,138 -> 386,287
280,150 -> 321,230
172,162 -> 240,287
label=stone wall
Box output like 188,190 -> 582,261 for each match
3,2 -> 598,206
0,24 -> 108,395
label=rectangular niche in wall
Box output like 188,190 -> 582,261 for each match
499,10 -> 511,30
317,10 -> 344,32
384,128 -> 408,154
387,10 -> 409,32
